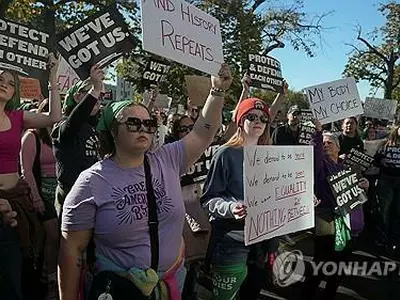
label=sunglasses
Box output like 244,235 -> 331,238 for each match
291,111 -> 301,116
191,108 -> 199,113
244,113 -> 269,124
123,117 -> 158,134
178,125 -> 194,133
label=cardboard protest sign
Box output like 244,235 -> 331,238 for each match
304,77 -> 364,125
364,97 -> 398,120
181,142 -> 221,186
0,18 -> 50,79
248,54 -> 283,93
344,148 -> 374,173
143,91 -> 172,109
185,75 -> 212,106
142,58 -> 171,87
244,146 -> 314,245
328,169 -> 366,216
57,56 -> 80,93
140,0 -> 223,75
57,5 -> 134,80
19,77 -> 42,99
298,123 -> 316,145
300,109 -> 314,123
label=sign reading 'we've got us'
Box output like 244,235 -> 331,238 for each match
142,58 -> 171,87
57,5 -> 134,80
328,169 -> 366,216
247,53 -> 284,93
0,18 -> 50,79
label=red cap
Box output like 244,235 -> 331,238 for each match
235,98 -> 270,126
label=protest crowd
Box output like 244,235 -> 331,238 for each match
0,2 -> 399,300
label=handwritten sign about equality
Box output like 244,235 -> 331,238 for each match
140,0 -> 223,75
304,77 -> 364,125
364,97 -> 398,121
244,146 -> 314,246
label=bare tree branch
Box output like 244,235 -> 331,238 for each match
262,40 -> 285,55
356,26 -> 389,64
345,43 -> 388,73
252,0 -> 268,12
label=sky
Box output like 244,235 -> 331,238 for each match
270,0 -> 386,100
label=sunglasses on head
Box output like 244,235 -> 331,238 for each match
123,117 -> 158,134
178,125 -> 194,133
244,113 -> 269,124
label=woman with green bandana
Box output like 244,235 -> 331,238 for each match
51,65 -> 103,218
58,64 -> 233,300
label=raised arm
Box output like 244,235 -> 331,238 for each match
23,53 -> 62,129
57,66 -> 103,140
312,121 -> 326,177
269,81 -> 288,121
183,64 -> 233,168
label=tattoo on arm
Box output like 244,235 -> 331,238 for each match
76,256 -> 83,268
203,123 -> 211,130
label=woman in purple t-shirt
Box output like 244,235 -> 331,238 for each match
58,64 -> 233,300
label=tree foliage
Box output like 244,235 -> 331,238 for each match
252,88 -> 309,111
117,0 -> 328,107
343,2 -> 400,99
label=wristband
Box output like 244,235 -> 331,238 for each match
210,87 -> 225,97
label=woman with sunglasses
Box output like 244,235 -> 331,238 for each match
51,65 -> 103,218
201,97 -> 277,300
58,64 -> 233,300
0,53 -> 61,300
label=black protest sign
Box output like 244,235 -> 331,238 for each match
298,124 -> 315,145
181,142 -> 221,187
0,18 -> 50,78
300,109 -> 314,123
328,169 -> 366,216
382,146 -> 400,169
344,148 -> 374,173
57,5 -> 134,80
248,53 -> 283,93
142,58 -> 170,87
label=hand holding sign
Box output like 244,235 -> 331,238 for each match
148,84 -> 160,102
232,202 -> 247,220
90,65 -> 105,92
47,53 -> 60,84
358,177 -> 369,190
211,63 -> 233,91
241,73 -> 251,92
314,119 -> 323,132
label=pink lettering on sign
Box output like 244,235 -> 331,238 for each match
160,20 -> 214,62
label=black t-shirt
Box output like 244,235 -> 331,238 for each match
51,94 -> 100,191
271,123 -> 300,145
338,134 -> 364,155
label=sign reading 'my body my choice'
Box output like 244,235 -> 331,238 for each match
0,18 -> 50,78
304,78 -> 364,125
57,5 -> 134,80
244,146 -> 314,246
141,0 -> 223,75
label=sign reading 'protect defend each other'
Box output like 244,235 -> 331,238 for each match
140,0 -> 223,75
304,78 -> 364,125
0,18 -> 50,79
57,5 -> 134,80
248,53 -> 284,93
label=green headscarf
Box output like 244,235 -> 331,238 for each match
62,80 -> 87,115
97,100 -> 133,132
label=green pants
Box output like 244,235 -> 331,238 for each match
212,264 -> 247,300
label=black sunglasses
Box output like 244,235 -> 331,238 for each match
291,111 -> 301,116
244,113 -> 269,124
123,117 -> 158,134
178,125 -> 194,133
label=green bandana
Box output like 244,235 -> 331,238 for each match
62,81 -> 87,114
97,100 -> 133,132
334,215 -> 351,251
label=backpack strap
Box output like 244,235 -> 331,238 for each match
31,130 -> 42,191
143,155 -> 159,271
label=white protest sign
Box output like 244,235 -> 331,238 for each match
244,146 -> 314,246
140,0 -> 223,75
57,57 -> 80,93
143,92 -> 172,109
304,77 -> 364,125
364,97 -> 398,120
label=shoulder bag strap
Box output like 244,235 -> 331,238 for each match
143,155 -> 159,271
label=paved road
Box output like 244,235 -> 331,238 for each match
258,231 -> 400,300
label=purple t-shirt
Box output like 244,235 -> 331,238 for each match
62,141 -> 187,271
